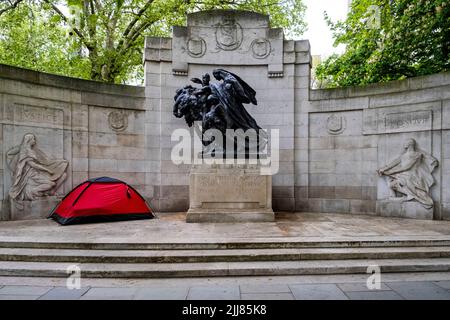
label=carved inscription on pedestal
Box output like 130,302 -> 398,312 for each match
194,174 -> 266,205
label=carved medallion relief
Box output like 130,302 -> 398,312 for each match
186,37 -> 207,58
326,114 -> 346,135
108,111 -> 128,132
215,18 -> 243,51
251,38 -> 271,59
171,12 -> 284,77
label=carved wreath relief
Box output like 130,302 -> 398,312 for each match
108,111 -> 128,132
377,138 -> 438,209
187,37 -> 207,58
6,133 -> 69,201
251,38 -> 271,59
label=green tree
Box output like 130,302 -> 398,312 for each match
0,2 -> 91,78
315,0 -> 450,88
0,0 -> 306,84
0,0 -> 25,16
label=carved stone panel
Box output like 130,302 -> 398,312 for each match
108,111 -> 128,132
309,111 -> 361,138
172,11 -> 283,73
187,164 -> 274,222
251,38 -> 271,59
6,133 -> 68,201
3,103 -> 64,129
186,37 -> 207,58
363,103 -> 439,135
215,18 -> 243,51
326,114 -> 346,135
385,110 -> 432,134
377,138 -> 438,209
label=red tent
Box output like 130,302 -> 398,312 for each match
50,177 -> 154,225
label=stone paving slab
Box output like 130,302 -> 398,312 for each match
337,282 -> 391,292
0,295 -> 41,300
0,212 -> 450,244
39,287 -> 90,300
80,287 -> 137,300
187,285 -> 240,300
241,293 -> 294,300
345,291 -> 404,300
134,287 -> 189,300
239,284 -> 291,294
434,280 -> 450,290
0,279 -> 449,299
386,281 -> 450,300
289,284 -> 348,300
0,285 -> 52,296
2,272 -> 450,288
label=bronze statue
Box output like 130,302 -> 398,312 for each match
173,69 -> 267,157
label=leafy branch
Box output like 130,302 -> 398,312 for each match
0,0 -> 25,16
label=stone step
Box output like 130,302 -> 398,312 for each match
1,237 -> 450,250
1,258 -> 450,278
1,247 -> 450,263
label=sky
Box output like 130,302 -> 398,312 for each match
300,0 -> 349,58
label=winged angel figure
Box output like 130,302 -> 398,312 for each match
173,69 -> 268,157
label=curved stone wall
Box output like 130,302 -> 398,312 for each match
0,64 -> 147,220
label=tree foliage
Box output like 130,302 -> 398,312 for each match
315,0 -> 450,88
0,0 -> 306,84
0,2 -> 91,78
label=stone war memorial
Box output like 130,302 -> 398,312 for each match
1,9 -> 449,223
1,9 -> 450,300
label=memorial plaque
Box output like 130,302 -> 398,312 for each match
385,110 -> 432,133
5,103 -> 64,128
187,164 -> 274,222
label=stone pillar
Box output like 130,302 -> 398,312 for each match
293,41 -> 312,212
144,37 -> 191,212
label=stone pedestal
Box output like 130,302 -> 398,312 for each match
10,197 -> 61,221
187,164 -> 275,223
376,200 -> 433,220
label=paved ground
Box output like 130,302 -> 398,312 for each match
1,212 -> 450,243
1,212 -> 450,299
0,273 -> 450,300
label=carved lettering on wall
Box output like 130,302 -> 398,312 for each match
186,37 -> 206,58
108,111 -> 128,132
6,104 -> 63,126
6,133 -> 69,201
327,114 -> 346,135
215,18 -> 243,51
385,110 -> 432,133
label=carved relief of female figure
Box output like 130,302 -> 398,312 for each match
6,133 -> 68,201
377,138 -> 438,209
